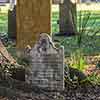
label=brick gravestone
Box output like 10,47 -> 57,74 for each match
26,33 -> 64,91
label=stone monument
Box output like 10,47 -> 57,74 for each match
25,33 -> 64,91
8,5 -> 16,39
16,0 -> 51,49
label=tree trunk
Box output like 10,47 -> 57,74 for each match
59,0 -> 77,36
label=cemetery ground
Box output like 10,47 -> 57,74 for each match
0,4 -> 100,100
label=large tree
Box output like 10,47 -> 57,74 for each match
59,0 -> 77,36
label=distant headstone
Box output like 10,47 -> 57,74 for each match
8,5 -> 16,39
26,33 -> 64,91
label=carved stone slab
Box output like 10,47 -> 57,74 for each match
26,33 -> 64,91
16,0 -> 51,48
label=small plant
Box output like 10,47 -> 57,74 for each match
87,73 -> 100,85
70,49 -> 86,71
68,10 -> 100,71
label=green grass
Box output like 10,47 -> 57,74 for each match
0,5 -> 8,33
0,13 -> 8,33
52,12 -> 59,33
53,35 -> 100,56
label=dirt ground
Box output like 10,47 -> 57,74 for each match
0,79 -> 100,100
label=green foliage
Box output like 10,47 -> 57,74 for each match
76,11 -> 100,49
65,10 -> 100,71
52,12 -> 59,33
70,50 -> 86,71
0,13 -> 8,33
87,73 -> 100,85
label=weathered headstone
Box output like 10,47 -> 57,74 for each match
26,33 -> 64,91
8,5 -> 16,39
16,0 -> 51,49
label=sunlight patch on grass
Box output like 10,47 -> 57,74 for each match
77,3 -> 100,11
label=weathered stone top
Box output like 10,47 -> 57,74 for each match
26,33 -> 64,91
30,33 -> 60,54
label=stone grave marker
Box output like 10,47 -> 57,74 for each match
26,33 -> 64,91
16,0 -> 51,49
8,5 -> 16,39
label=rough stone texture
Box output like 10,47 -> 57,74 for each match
26,33 -> 64,91
16,0 -> 51,49
8,5 -> 16,39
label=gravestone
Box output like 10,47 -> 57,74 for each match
26,33 -> 64,91
8,5 -> 16,39
16,0 -> 51,49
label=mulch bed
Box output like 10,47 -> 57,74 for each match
0,78 -> 100,100
64,83 -> 100,100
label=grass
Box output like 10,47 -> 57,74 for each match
0,13 -> 8,33
53,35 -> 100,56
0,4 -> 9,33
52,12 -> 59,33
